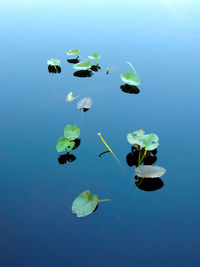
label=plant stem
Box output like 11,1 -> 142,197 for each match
97,133 -> 123,169
98,199 -> 111,202
137,150 -> 147,166
126,61 -> 137,74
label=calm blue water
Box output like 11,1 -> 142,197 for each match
0,0 -> 200,266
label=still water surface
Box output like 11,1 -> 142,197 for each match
0,0 -> 200,266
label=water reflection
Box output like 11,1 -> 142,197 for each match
120,84 -> 140,94
58,138 -> 81,165
126,146 -> 157,167
135,176 -> 164,191
48,65 -> 61,73
73,70 -> 93,77
98,150 -> 110,157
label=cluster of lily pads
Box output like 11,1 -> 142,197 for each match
127,129 -> 166,183
47,49 -> 166,217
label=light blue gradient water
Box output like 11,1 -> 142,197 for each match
0,1 -> 200,266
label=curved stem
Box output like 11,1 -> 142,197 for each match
137,150 -> 147,166
126,61 -> 137,74
97,133 -> 123,169
54,65 -> 58,73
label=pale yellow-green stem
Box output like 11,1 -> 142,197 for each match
98,199 -> 111,202
97,133 -> 123,168
126,61 -> 137,74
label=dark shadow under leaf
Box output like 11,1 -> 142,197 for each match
48,65 -> 61,73
73,70 -> 93,78
58,152 -> 76,165
135,176 -> 164,191
120,84 -> 140,94
90,65 -> 101,72
67,58 -> 79,64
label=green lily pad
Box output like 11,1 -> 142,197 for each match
56,137 -> 75,152
65,92 -> 79,102
127,129 -> 145,146
64,125 -> 80,141
139,133 -> 159,151
47,58 -> 60,66
72,190 -> 99,217
88,53 -> 100,63
120,72 -> 141,86
67,49 -> 80,56
73,61 -> 92,70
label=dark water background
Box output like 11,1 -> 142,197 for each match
0,0 -> 200,266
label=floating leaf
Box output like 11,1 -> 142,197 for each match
72,190 -> 98,217
56,137 -> 75,152
139,133 -> 159,151
135,165 -> 166,178
67,49 -> 80,56
73,61 -> 92,70
64,125 -> 80,141
77,97 -> 92,110
127,129 -> 145,146
47,58 -> 60,66
120,72 -> 140,86
65,92 -> 79,102
88,53 -> 100,64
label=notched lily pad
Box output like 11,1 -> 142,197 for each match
135,165 -> 166,178
120,72 -> 140,86
67,49 -> 80,56
73,61 -> 92,70
72,190 -> 99,217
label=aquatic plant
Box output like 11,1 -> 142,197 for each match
66,92 -> 79,102
72,190 -> 110,217
67,49 -> 80,57
73,61 -> 92,70
77,97 -> 92,111
135,165 -> 166,178
106,68 -> 109,74
120,62 -> 141,86
127,129 -> 159,166
97,133 -> 123,168
47,58 -> 61,73
88,53 -> 100,65
56,124 -> 80,152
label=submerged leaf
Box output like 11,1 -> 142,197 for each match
72,190 -> 98,217
73,61 -> 92,70
67,49 -> 80,56
77,97 -> 92,110
135,165 -> 166,178
64,125 -> 80,141
120,72 -> 140,86
47,58 -> 60,66
66,92 -> 79,102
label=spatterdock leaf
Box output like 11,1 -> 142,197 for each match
64,125 -> 80,141
56,137 -> 68,152
72,190 -> 99,217
88,53 -> 100,62
135,165 -> 166,178
139,133 -> 159,151
73,61 -> 91,70
66,140 -> 75,151
72,190 -> 91,213
67,49 -> 80,56
120,72 -> 141,86
65,92 -> 79,102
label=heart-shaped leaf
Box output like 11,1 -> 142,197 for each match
73,61 -> 92,70
120,72 -> 141,86
139,133 -> 159,151
135,165 -> 166,178
72,190 -> 99,217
